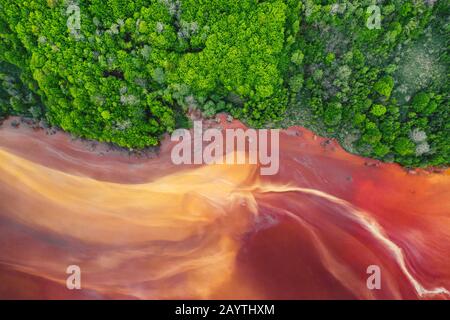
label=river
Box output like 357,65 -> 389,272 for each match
0,116 -> 448,299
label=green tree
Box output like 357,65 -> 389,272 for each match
373,76 -> 394,98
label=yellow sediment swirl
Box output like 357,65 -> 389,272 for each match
0,149 -> 259,298
1,147 -> 449,299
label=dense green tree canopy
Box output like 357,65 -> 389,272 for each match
283,0 -> 449,167
0,0 -> 448,166
1,0 -> 295,148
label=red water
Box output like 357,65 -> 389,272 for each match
0,116 -> 449,299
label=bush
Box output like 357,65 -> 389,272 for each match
412,92 -> 431,113
394,137 -> 415,157
373,76 -> 394,99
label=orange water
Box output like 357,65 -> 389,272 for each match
0,117 -> 449,299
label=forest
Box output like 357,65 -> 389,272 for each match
0,0 -> 448,166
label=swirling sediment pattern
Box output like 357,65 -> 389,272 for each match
0,117 -> 449,299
